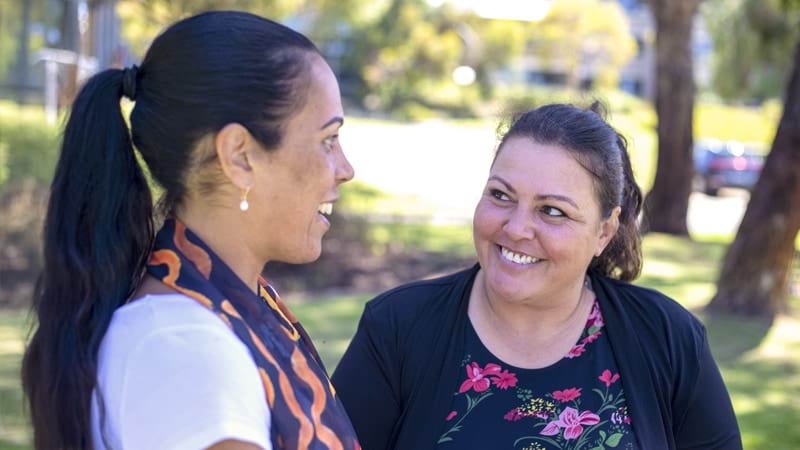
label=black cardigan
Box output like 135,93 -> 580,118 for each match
331,264 -> 742,450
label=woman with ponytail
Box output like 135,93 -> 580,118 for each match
333,103 -> 742,450
22,11 -> 359,450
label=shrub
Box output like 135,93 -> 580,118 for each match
0,101 -> 60,192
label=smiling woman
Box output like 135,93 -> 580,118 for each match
332,103 -> 743,450
21,11 -> 358,450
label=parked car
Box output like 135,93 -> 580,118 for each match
693,140 -> 765,196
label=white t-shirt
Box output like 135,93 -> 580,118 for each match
90,294 -> 272,450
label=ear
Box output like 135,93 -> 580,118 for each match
215,123 -> 255,190
595,206 -> 621,257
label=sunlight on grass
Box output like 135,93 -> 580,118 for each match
0,311 -> 30,448
642,234 -> 799,450
695,102 -> 779,145
290,295 -> 372,370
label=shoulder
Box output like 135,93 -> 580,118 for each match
595,275 -> 704,333
99,293 -> 260,389
593,274 -> 707,365
106,293 -> 234,338
106,292 -> 253,358
95,294 -> 271,450
364,264 -> 477,324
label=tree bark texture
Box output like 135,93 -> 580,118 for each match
708,41 -> 800,317
643,0 -> 702,235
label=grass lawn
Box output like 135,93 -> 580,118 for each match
2,232 -> 797,449
0,310 -> 29,448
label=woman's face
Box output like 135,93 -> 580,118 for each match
472,137 -> 618,304
248,54 -> 354,264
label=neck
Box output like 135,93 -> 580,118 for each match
471,269 -> 590,340
176,201 -> 263,294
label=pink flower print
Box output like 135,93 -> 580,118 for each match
552,387 -> 582,403
598,369 -> 620,387
612,406 -> 632,425
491,369 -> 518,390
565,344 -> 586,358
459,362 -> 502,393
581,331 -> 602,345
446,411 -> 457,421
504,408 -> 523,422
540,407 -> 600,440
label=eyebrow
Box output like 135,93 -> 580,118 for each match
488,175 -> 580,209
320,116 -> 344,130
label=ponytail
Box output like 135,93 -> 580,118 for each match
21,68 -> 153,449
22,11 -> 324,447
591,133 -> 643,281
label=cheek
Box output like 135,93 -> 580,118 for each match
535,221 -> 580,252
473,201 -> 501,239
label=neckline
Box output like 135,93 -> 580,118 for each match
464,295 -> 601,373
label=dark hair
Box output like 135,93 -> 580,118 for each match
21,11 -> 319,449
496,102 -> 643,281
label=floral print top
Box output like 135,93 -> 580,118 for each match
437,297 -> 637,450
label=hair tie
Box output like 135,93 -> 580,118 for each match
121,65 -> 139,101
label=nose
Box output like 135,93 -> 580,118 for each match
336,147 -> 355,184
502,206 -> 536,241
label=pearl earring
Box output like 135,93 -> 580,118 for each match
239,186 -> 251,211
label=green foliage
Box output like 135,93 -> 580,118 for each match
117,0 -> 303,57
529,0 -> 636,89
338,0 -> 527,118
0,102 -> 59,192
695,102 -> 780,144
705,0 -> 800,102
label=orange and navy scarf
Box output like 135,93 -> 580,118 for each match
146,218 -> 361,450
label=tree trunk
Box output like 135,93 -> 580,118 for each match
642,0 -> 702,235
708,41 -> 800,317
59,0 -> 80,52
12,0 -> 33,103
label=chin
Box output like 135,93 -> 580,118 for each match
295,246 -> 324,264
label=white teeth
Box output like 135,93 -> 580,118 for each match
318,202 -> 333,216
501,246 -> 538,265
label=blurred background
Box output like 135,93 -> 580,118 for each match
1,0 -> 799,448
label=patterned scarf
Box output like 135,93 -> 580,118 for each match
145,218 -> 361,450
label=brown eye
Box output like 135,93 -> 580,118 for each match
542,206 -> 566,217
489,189 -> 511,201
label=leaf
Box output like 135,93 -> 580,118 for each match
589,446 -> 605,450
599,430 -> 607,440
438,437 -> 453,443
466,395 -> 475,410
606,433 -> 623,447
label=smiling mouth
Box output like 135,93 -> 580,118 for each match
317,202 -> 333,216
499,245 -> 540,265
